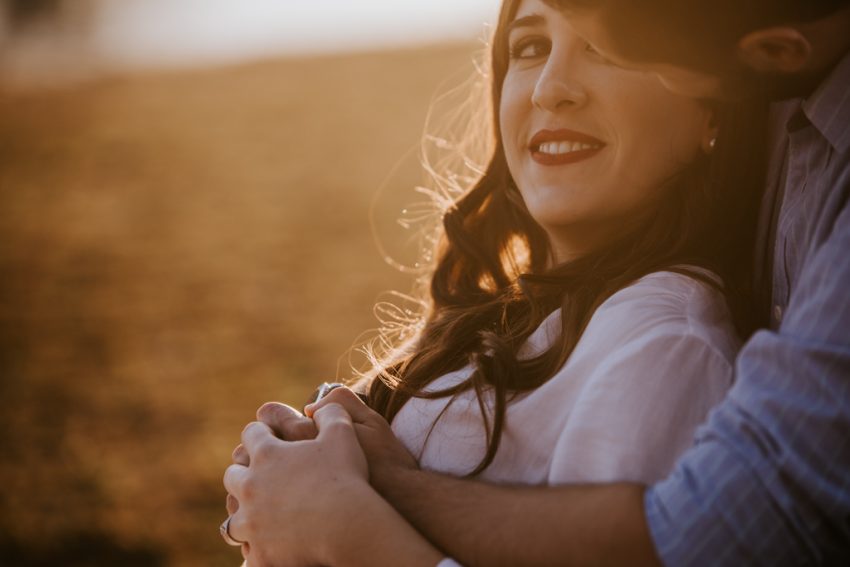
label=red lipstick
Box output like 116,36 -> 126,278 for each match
529,128 -> 606,166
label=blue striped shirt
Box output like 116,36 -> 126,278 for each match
645,52 -> 850,565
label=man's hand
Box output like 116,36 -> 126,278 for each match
304,386 -> 419,487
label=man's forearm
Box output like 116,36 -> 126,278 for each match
373,465 -> 661,567
323,482 -> 444,567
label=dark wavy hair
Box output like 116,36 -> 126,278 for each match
547,0 -> 850,73
363,0 -> 767,475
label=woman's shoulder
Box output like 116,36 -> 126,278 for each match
607,267 -> 723,306
522,267 -> 740,367
600,268 -> 729,327
583,267 -> 740,362
529,268 -> 740,486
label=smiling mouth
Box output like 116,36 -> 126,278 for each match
529,129 -> 606,166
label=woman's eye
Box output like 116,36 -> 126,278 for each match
509,37 -> 550,60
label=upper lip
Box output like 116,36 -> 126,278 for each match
529,128 -> 605,150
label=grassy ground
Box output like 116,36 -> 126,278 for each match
0,42 -> 480,566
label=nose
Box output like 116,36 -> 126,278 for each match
531,50 -> 587,112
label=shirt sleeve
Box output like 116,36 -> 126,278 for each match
645,204 -> 850,565
547,275 -> 736,485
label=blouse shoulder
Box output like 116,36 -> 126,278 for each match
541,269 -> 740,485
595,269 -> 738,354
520,269 -> 739,365
602,269 -> 724,316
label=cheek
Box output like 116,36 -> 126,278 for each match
499,80 -> 526,171
615,92 -> 707,190
499,79 -> 523,132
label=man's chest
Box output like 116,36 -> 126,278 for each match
766,115 -> 849,327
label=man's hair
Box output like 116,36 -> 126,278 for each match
550,0 -> 850,71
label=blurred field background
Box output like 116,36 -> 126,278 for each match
0,1 -> 491,564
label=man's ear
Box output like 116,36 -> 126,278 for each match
737,27 -> 812,73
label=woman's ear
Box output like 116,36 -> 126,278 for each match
701,109 -> 719,155
737,27 -> 812,74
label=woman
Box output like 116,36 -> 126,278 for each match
223,0 -> 764,562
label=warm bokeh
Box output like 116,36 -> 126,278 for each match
0,42 -> 481,565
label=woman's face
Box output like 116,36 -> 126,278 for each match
499,0 -> 712,261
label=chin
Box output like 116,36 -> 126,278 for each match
533,214 -> 586,237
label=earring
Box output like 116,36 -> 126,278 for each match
704,137 -> 717,154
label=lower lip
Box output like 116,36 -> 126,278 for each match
531,146 -> 604,166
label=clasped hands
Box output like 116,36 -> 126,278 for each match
222,387 -> 418,566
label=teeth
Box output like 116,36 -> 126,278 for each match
536,141 -> 601,155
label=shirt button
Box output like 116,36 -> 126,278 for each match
773,304 -> 784,322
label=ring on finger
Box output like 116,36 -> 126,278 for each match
220,515 -> 244,546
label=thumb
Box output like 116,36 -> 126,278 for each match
312,403 -> 357,444
313,403 -> 369,479
306,386 -> 374,424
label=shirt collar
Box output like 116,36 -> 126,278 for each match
801,49 -> 850,153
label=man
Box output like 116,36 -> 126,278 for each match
224,1 -> 850,564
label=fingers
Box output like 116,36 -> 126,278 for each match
226,492 -> 239,515
226,481 -> 249,557
227,508 -> 249,547
312,404 -> 369,479
223,463 -> 249,496
256,401 -> 299,426
233,444 -> 249,466
257,402 -> 318,441
223,464 -> 251,546
312,403 -> 357,444
223,467 -> 251,554
305,387 -> 372,423
241,421 -> 276,455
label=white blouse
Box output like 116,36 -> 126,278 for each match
391,271 -> 740,486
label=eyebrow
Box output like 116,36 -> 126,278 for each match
506,14 -> 545,36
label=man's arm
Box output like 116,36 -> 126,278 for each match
306,388 -> 661,567
258,198 -> 850,565
377,466 -> 658,567
644,202 -> 850,566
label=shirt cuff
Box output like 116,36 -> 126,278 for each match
436,558 -> 464,567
